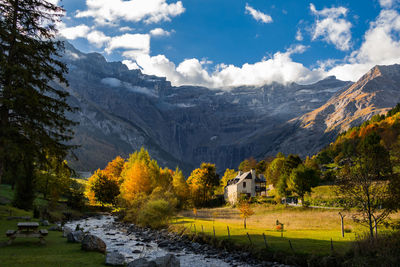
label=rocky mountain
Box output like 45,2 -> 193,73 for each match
60,42 -> 400,173
271,64 -> 400,157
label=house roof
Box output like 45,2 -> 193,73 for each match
226,171 -> 252,186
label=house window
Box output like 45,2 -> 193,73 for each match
243,182 -> 246,188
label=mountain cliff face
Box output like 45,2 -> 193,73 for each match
62,43 -> 400,173
271,64 -> 400,157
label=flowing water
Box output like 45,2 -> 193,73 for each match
65,215 -> 266,267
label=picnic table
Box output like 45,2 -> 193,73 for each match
6,222 -> 48,245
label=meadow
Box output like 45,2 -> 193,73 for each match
173,204 -> 400,256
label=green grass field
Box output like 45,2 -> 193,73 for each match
173,205 -> 400,256
0,185 -> 104,267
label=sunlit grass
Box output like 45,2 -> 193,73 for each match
173,205 -> 400,255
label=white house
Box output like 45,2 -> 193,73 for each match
224,169 -> 267,204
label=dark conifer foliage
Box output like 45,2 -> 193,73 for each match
0,0 -> 76,208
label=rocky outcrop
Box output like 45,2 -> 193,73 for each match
81,234 -> 106,254
270,64 -> 400,157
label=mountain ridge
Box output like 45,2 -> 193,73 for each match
61,42 -> 400,173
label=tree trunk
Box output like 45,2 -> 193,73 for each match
244,218 -> 246,229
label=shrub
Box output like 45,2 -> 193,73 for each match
137,199 -> 174,229
345,231 -> 400,266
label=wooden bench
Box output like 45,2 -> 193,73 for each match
6,222 -> 48,245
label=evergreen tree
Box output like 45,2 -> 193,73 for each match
0,0 -> 76,208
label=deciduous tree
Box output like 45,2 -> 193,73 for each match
337,133 -> 400,238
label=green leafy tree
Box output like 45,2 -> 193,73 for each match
36,157 -> 71,203
0,0 -> 76,208
337,133 -> 400,238
90,170 -> 120,206
288,164 -> 320,205
265,154 -> 285,186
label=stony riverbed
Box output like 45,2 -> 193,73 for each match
65,215 -> 289,267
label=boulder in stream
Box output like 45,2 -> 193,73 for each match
127,258 -> 157,267
81,234 -> 106,254
154,254 -> 180,267
67,230 -> 84,243
105,251 -> 125,266
62,226 -> 72,237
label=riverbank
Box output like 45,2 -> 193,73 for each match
65,215 -> 289,266
0,205 -> 104,267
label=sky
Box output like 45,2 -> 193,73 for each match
55,0 -> 400,88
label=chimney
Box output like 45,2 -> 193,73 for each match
238,171 -> 242,176
251,169 -> 256,179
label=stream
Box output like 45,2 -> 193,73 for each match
65,215 -> 287,267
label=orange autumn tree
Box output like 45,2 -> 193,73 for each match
103,156 -> 125,183
120,160 -> 153,204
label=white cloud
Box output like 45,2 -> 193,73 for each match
295,29 -> 303,41
76,0 -> 185,25
87,30 -> 111,48
105,33 -> 150,55
310,3 -> 352,51
327,9 -> 400,81
379,0 -> 398,8
47,0 -> 59,5
59,24 -> 90,40
119,26 -> 134,32
124,45 -> 324,88
150,28 -> 172,37
101,77 -> 122,87
245,3 -> 273,24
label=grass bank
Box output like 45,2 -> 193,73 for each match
0,185 -> 104,267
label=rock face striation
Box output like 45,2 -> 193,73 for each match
271,64 -> 400,156
60,42 -> 400,172
61,43 -> 351,172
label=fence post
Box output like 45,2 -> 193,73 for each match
263,233 -> 268,249
339,212 -> 345,238
289,240 -> 294,252
330,238 -> 334,253
246,232 -> 253,246
227,226 -> 230,239
213,226 -> 216,239
194,224 -> 196,234
201,225 -> 204,233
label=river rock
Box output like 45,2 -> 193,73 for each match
49,225 -> 61,231
105,252 -> 125,266
81,234 -> 106,254
62,226 -> 72,237
154,254 -> 180,267
41,220 -> 50,226
127,258 -> 157,267
67,230 -> 84,243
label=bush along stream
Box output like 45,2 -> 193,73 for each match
64,215 -> 292,267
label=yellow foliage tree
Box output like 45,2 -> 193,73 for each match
172,167 -> 189,207
216,168 -> 237,194
187,163 -> 219,206
120,161 -> 153,205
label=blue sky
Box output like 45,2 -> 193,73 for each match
56,0 -> 400,88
